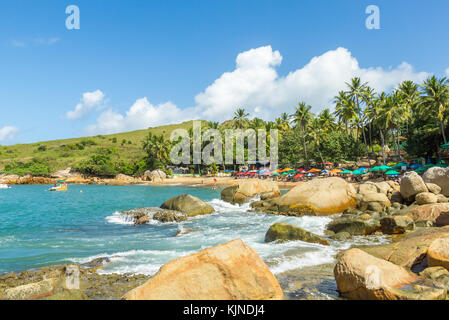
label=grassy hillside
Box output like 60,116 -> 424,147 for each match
0,121 -> 200,173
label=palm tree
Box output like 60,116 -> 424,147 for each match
318,108 -> 336,132
334,91 -> 356,135
142,132 -> 171,167
310,117 -> 325,165
346,77 -> 371,164
291,102 -> 314,164
233,108 -> 250,129
420,76 -> 449,144
249,117 -> 265,130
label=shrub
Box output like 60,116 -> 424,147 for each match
4,159 -> 50,177
37,145 -> 47,152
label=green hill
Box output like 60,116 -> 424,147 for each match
0,120 -> 200,173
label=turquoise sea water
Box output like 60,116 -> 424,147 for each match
0,185 -> 388,278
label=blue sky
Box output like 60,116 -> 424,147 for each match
1,0 -> 448,144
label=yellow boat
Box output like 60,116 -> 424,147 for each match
49,181 -> 68,192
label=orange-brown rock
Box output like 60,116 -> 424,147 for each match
122,239 -> 283,300
221,179 -> 281,204
334,248 -> 446,300
427,237 -> 449,270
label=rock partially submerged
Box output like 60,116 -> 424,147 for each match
264,223 -> 330,246
326,217 -> 381,236
160,194 -> 214,217
122,239 -> 283,300
380,216 -> 414,235
121,207 -> 187,225
334,249 -> 446,300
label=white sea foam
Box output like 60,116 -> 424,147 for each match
105,211 -> 134,225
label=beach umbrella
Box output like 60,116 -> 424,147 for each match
377,165 -> 391,171
272,173 -> 280,176
321,172 -> 329,175
341,170 -> 353,174
294,173 -> 304,179
352,170 -> 366,175
281,172 -> 290,175
330,169 -> 342,173
262,171 -> 271,176
281,168 -> 293,172
385,170 -> 400,175
440,142 -> 449,149
306,173 -> 314,177
368,166 -> 381,172
410,164 -> 423,169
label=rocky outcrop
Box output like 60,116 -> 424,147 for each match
427,237 -> 449,270
144,170 -> 167,182
221,179 -> 280,204
122,239 -> 284,300
160,194 -> 214,217
400,171 -> 428,201
400,203 -> 449,223
357,193 -> 391,212
121,207 -> 187,224
326,217 -> 381,236
360,226 -> 449,272
380,216 -> 414,235
423,167 -> 449,196
264,223 -> 330,246
266,177 -> 356,216
415,192 -> 438,205
334,249 -> 446,300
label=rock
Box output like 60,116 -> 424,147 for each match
221,179 -> 280,204
51,168 -> 72,179
415,220 -> 434,228
359,193 -> 391,208
435,212 -> 449,227
358,183 -> 378,195
415,192 -> 438,205
420,267 -> 449,291
334,249 -> 446,300
380,216 -> 414,235
144,169 -> 167,180
331,232 -> 351,241
426,183 -> 442,195
400,171 -> 428,201
437,194 -> 449,203
114,174 -> 136,184
326,217 -> 381,236
427,237 -> 449,270
153,210 -> 187,223
3,279 -> 57,300
135,216 -> 151,225
360,226 -> 449,272
423,167 -> 449,196
174,228 -> 195,237
390,191 -> 404,204
269,177 -> 357,216
160,194 -> 214,217
264,223 -> 330,246
367,202 -> 385,213
81,257 -> 111,269
122,239 -> 284,300
375,182 -> 392,195
401,203 -> 449,223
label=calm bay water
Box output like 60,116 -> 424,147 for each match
0,184 -> 387,279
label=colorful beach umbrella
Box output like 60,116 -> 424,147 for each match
272,173 -> 280,176
294,173 -> 304,179
341,170 -> 353,174
385,170 -> 400,175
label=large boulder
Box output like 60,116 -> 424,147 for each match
400,171 -> 428,201
435,212 -> 449,227
334,249 -> 446,300
144,169 -> 167,181
3,279 -> 57,300
221,179 -> 280,204
415,192 -> 438,205
423,167 -> 449,196
360,226 -> 449,272
264,223 -> 329,246
160,194 -> 214,217
357,183 -> 378,195
269,177 -> 356,216
427,237 -> 449,270
122,239 -> 283,300
326,217 -> 381,236
358,193 -> 391,211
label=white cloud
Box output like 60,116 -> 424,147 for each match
85,46 -> 430,134
85,98 -> 188,135
0,126 -> 19,142
66,90 -> 106,120
11,40 -> 26,48
446,68 -> 449,77
34,37 -> 60,45
193,46 -> 429,120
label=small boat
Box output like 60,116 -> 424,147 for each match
0,184 -> 10,189
49,180 -> 68,192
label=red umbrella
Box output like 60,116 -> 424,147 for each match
294,173 -> 304,179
